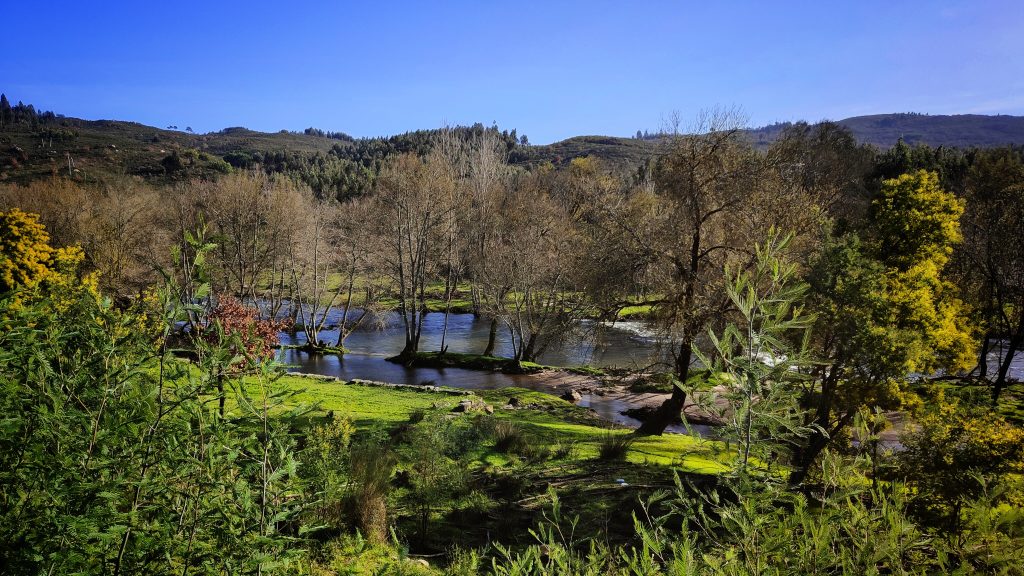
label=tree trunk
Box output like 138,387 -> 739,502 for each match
992,316 -> 1023,405
788,427 -> 830,487
635,341 -> 693,435
521,333 -> 538,363
483,317 -> 498,356
975,335 -> 991,379
217,372 -> 226,418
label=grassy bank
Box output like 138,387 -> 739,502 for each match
266,374 -> 730,473
386,350 -> 606,377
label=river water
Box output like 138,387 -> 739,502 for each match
276,309 -> 1023,431
277,310 -> 677,429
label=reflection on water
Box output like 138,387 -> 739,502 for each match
280,311 -> 665,369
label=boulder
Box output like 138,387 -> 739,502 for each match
560,390 -> 583,403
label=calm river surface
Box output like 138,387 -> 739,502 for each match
277,310 -> 674,429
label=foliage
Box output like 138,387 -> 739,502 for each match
794,170 -> 976,484
0,207 -> 97,299
202,294 -> 287,367
696,230 -> 816,472
0,221 -> 312,574
899,391 -> 1024,530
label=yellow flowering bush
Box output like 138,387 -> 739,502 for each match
900,391 -> 1024,529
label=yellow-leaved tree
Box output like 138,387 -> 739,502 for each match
0,208 -> 98,306
791,170 -> 976,485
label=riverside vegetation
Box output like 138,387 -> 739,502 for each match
1,104 -> 1023,574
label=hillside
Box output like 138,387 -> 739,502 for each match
0,115 -> 343,184
746,113 -> 1024,149
3,104 -> 1024,189
525,113 -> 1024,167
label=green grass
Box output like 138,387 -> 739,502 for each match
270,374 -> 470,429
392,351 -> 607,377
267,375 -> 731,474
245,373 -> 736,559
616,304 -> 655,319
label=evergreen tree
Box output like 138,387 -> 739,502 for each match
0,93 -> 10,128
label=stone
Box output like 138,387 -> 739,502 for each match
560,390 -> 583,403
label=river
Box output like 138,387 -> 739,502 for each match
276,310 -> 681,429
276,309 -> 1024,432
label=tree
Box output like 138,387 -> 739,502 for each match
768,121 -> 874,228
899,392 -> 1024,531
78,180 -> 166,296
0,208 -> 57,293
286,190 -> 344,350
196,171 -> 304,318
955,147 -> 1024,403
0,93 -> 10,129
697,231 -> 815,473
487,166 -> 586,364
582,111 -> 776,435
790,170 -> 975,485
462,129 -> 512,356
372,152 -> 455,357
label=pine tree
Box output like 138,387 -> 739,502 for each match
0,93 -> 10,129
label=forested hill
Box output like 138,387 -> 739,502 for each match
747,113 -> 1024,149
2,93 -> 1023,194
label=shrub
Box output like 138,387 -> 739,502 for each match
552,441 -> 577,460
493,420 -> 530,455
899,393 -> 1024,530
348,444 -> 396,544
407,408 -> 427,424
598,433 -> 634,461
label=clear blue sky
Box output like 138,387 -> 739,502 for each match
2,1 -> 1021,144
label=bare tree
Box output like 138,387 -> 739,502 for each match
462,130 -> 512,355
584,110 -> 775,435
286,190 -> 345,350
331,197 -> 387,350
372,152 -> 455,358
199,171 -> 304,319
482,167 -> 587,364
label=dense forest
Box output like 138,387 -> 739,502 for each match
1,99 -> 1024,574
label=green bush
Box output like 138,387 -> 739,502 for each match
597,432 -> 634,461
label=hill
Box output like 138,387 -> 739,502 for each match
746,113 -> 1024,149
0,115 -> 343,185
3,99 -> 1024,191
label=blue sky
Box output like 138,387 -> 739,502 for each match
2,1 -> 1021,143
